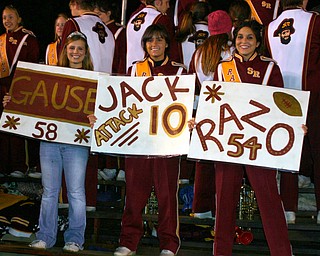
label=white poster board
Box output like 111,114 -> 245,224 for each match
188,81 -> 310,172
90,74 -> 195,156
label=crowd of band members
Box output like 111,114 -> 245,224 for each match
1,0 -> 320,255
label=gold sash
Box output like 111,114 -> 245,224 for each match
220,59 -> 241,82
46,41 -> 58,66
0,34 -> 10,78
136,59 -> 151,76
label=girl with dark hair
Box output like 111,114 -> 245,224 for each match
212,20 -> 293,255
91,23 -> 186,256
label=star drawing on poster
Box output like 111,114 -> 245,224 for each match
204,84 -> 225,103
2,115 -> 21,130
74,128 -> 90,144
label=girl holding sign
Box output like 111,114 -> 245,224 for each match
87,24 -> 187,256
212,20 -> 293,256
3,31 -> 92,252
28,31 -> 93,252
115,24 -> 187,256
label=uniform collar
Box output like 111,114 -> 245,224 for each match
7,26 -> 23,33
234,52 -> 258,62
81,12 -> 99,17
147,56 -> 169,67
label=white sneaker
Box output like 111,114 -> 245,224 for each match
160,249 -> 175,256
63,242 -> 82,252
114,246 -> 136,256
179,179 -> 189,184
317,211 -> 320,224
29,240 -> 47,249
58,203 -> 69,209
86,206 -> 96,212
285,211 -> 296,224
116,170 -> 126,181
28,172 -> 42,179
10,170 -> 25,178
191,211 -> 213,219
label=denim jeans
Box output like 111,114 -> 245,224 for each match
36,141 -> 89,248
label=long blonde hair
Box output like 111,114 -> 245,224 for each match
58,32 -> 94,70
54,13 -> 68,41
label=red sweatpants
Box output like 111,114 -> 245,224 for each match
192,161 -> 215,214
214,162 -> 292,256
119,156 -> 181,254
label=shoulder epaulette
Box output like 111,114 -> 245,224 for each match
171,61 -> 187,69
260,55 -> 277,64
22,28 -> 36,37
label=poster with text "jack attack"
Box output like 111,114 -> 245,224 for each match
188,81 -> 310,172
0,61 -> 100,147
90,74 -> 195,156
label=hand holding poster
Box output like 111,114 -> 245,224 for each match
90,74 -> 195,156
188,81 -> 309,171
0,61 -> 100,147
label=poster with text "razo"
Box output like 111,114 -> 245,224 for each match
188,81 -> 310,172
90,74 -> 195,156
0,61 -> 100,147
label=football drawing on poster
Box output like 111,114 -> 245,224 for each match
188,81 -> 310,172
0,61 -> 99,147
90,74 -> 195,156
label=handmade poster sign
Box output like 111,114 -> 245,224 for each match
0,61 -> 99,147
188,81 -> 310,172
91,74 -> 195,156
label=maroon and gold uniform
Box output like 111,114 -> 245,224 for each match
119,56 -> 186,254
245,0 -> 281,25
45,39 -> 60,66
212,53 -> 292,256
0,26 -> 39,174
0,26 -> 39,105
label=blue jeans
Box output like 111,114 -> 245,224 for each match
36,141 -> 89,248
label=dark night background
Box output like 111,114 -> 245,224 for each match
0,0 -> 318,62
